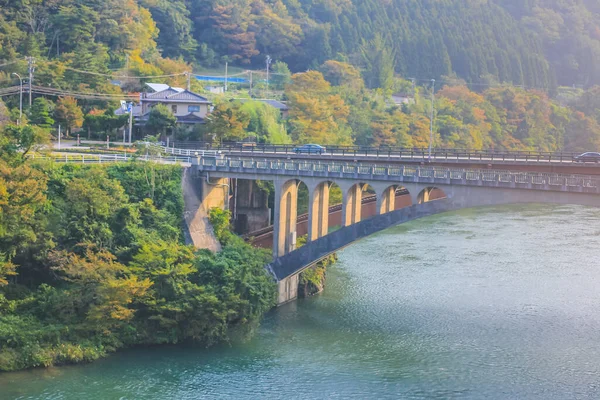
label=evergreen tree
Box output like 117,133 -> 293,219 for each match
30,98 -> 54,129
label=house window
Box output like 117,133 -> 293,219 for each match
188,105 -> 200,113
171,105 -> 177,113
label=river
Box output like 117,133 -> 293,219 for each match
2,204 -> 600,399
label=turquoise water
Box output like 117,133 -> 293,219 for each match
2,204 -> 600,399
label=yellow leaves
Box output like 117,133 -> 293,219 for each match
49,247 -> 124,283
438,85 -> 485,105
287,71 -> 351,145
86,275 -> 152,334
127,49 -> 163,77
288,71 -> 331,95
0,259 -> 17,286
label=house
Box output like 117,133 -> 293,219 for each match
391,92 -> 415,106
116,83 -> 212,126
139,83 -> 212,124
205,86 -> 225,94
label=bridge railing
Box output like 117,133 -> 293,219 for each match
31,153 -> 192,165
195,157 -> 600,191
167,141 -> 586,163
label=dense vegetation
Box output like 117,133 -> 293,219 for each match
198,69 -> 600,152
3,0 -> 599,88
0,0 -> 599,151
0,126 -> 276,372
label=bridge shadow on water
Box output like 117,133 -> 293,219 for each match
269,199 -> 455,280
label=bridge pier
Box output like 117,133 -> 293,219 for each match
343,184 -> 362,226
309,182 -> 330,241
273,179 -> 299,258
378,185 -> 396,214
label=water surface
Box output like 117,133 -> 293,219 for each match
2,204 -> 600,399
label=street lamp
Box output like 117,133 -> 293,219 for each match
428,79 -> 435,161
266,55 -> 272,97
12,73 -> 22,126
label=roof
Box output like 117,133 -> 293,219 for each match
261,99 -> 289,110
143,88 -> 211,104
146,83 -> 184,93
175,113 -> 206,124
135,112 -> 205,125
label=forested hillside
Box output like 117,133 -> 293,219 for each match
1,0 -> 600,152
1,0 -> 599,88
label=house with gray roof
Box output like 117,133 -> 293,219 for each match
139,84 -> 212,124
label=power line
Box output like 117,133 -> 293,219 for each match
0,60 -> 22,68
60,66 -> 187,79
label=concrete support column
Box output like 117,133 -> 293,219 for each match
342,184 -> 362,227
273,179 -> 298,258
309,182 -> 330,241
379,186 -> 396,215
277,273 -> 299,305
200,175 -> 229,211
418,188 -> 431,204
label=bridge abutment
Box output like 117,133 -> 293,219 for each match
277,273 -> 300,305
182,170 -> 226,252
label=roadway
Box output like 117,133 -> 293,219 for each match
163,143 -> 600,175
218,152 -> 600,175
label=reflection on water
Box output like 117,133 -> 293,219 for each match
2,204 -> 600,400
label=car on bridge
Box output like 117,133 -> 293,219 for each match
292,144 -> 326,155
573,152 -> 600,163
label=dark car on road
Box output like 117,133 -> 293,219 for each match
573,152 -> 600,163
292,144 -> 326,155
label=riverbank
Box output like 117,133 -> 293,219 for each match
0,161 -> 276,372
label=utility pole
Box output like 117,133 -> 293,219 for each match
186,71 -> 191,91
225,62 -> 228,92
27,57 -> 35,107
12,73 -> 22,125
249,71 -> 253,96
266,55 -> 272,98
58,125 -> 61,150
128,102 -> 134,144
428,79 -> 435,160
410,78 -> 416,103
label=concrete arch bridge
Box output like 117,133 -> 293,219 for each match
190,157 -> 600,304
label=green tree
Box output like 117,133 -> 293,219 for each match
30,98 -> 55,128
0,99 -> 10,127
240,100 -> 291,144
203,101 -> 250,144
270,61 -> 292,90
359,34 -> 395,92
146,104 -> 177,137
0,124 -> 50,165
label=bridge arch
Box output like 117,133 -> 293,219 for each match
378,184 -> 412,215
340,182 -> 378,227
417,186 -> 447,204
